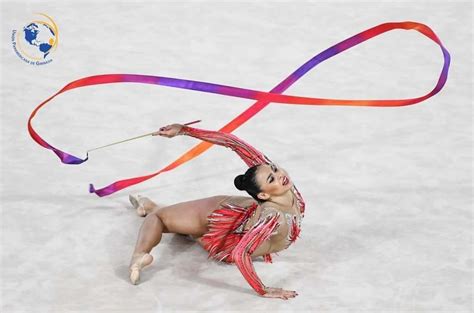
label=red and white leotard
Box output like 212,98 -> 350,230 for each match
179,125 -> 305,295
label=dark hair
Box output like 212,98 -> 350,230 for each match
234,165 -> 263,202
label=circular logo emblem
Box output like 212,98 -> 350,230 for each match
11,13 -> 58,65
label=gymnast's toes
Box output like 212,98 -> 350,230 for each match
129,194 -> 148,217
130,268 -> 140,285
129,194 -> 143,208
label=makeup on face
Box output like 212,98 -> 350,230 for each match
260,163 -> 292,192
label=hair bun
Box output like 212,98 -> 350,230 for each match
234,174 -> 246,190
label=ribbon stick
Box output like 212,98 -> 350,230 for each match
86,120 -> 201,154
27,21 -> 451,197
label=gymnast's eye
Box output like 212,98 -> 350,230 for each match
271,164 -> 278,172
269,176 -> 274,183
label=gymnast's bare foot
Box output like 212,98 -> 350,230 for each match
129,194 -> 156,217
129,252 -> 154,285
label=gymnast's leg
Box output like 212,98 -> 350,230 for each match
129,210 -> 167,284
128,195 -> 227,285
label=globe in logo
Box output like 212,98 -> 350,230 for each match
12,13 -> 58,65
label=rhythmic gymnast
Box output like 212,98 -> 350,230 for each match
128,123 -> 305,300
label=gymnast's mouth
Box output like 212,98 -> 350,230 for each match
282,176 -> 289,186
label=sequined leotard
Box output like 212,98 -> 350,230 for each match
179,125 -> 305,295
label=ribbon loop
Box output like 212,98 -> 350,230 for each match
27,21 -> 450,197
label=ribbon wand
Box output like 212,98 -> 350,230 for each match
86,120 -> 201,154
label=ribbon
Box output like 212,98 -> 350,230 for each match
27,21 -> 450,197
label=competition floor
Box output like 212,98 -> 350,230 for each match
1,2 -> 472,312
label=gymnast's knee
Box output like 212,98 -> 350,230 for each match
152,210 -> 171,233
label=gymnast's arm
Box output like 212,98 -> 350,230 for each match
153,123 -> 270,167
230,209 -> 298,299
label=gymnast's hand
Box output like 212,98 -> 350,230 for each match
152,124 -> 183,138
262,287 -> 298,300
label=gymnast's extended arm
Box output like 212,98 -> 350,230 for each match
153,123 -> 270,167
230,209 -> 298,299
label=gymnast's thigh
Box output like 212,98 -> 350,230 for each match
154,195 -> 229,236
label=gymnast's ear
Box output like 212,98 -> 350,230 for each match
257,192 -> 270,201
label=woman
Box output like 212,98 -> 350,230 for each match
128,123 -> 305,300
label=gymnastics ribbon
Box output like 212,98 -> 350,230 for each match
27,21 -> 450,197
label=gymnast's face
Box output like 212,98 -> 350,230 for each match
255,163 -> 293,201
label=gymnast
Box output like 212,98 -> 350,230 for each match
128,123 -> 305,300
